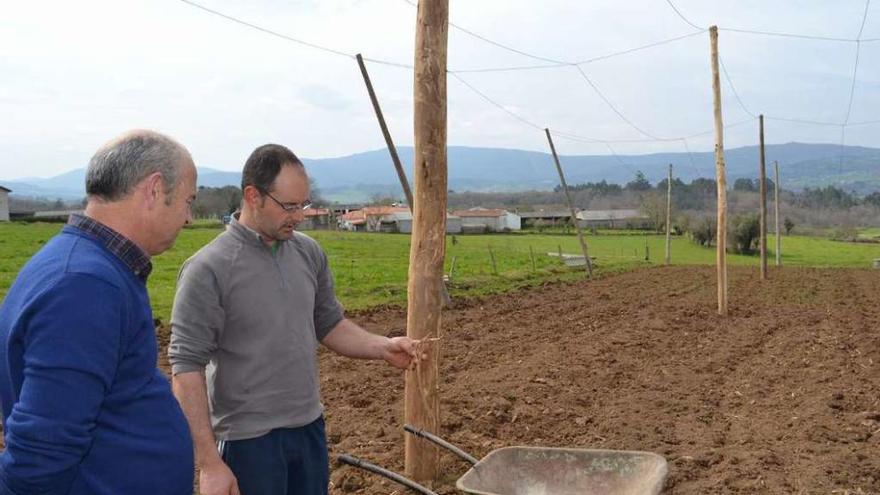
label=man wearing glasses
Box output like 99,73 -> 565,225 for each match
168,144 -> 417,495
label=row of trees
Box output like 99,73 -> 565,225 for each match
10,171 -> 879,229
451,171 -> 880,232
685,214 -> 795,254
544,171 -> 880,213
9,196 -> 85,212
10,178 -> 326,221
190,179 -> 326,219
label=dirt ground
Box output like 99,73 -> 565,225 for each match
158,265 -> 880,494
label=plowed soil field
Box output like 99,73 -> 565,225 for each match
309,266 -> 880,494
157,265 -> 880,494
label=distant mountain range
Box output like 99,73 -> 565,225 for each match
3,142 -> 878,202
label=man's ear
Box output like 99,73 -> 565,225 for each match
143,172 -> 166,209
242,185 -> 261,207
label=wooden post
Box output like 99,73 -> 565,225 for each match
356,54 -> 415,209
709,26 -> 728,316
665,164 -> 673,265
530,245 -> 536,272
557,244 -> 563,260
355,53 -> 452,306
488,245 -> 498,275
405,0 -> 447,482
545,128 -> 593,278
758,114 -> 768,280
357,52 -> 451,307
774,161 -> 781,266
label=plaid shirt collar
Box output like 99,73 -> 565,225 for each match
67,213 -> 153,282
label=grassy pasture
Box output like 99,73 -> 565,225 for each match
1,222 -> 878,323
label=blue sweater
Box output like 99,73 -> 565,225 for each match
0,227 -> 194,495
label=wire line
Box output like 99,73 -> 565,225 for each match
719,27 -> 856,43
178,0 -> 354,59
573,65 -> 673,142
572,30 -> 707,65
719,56 -> 757,118
765,116 -> 842,127
842,41 -> 862,125
449,72 -> 545,132
856,0 -> 872,40
663,0 -> 704,30
844,0 -> 871,125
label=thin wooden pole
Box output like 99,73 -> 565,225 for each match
404,0 -> 447,482
356,53 -> 414,209
665,163 -> 673,265
357,53 -> 451,307
774,161 -> 781,266
488,245 -> 498,275
759,114 -> 768,280
545,128 -> 593,278
530,245 -> 537,272
448,255 -> 457,282
710,26 -> 728,316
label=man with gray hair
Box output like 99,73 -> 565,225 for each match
0,130 -> 198,495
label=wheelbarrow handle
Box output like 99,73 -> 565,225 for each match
403,424 -> 479,465
337,454 -> 439,495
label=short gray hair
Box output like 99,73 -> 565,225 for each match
86,130 -> 192,201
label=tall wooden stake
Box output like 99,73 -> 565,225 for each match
774,161 -> 781,266
545,128 -> 593,278
357,53 -> 451,307
665,163 -> 673,266
488,244 -> 498,275
355,53 -> 414,209
405,0 -> 447,482
710,26 -> 728,316
758,115 -> 768,280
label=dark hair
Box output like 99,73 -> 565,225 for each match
241,144 -> 304,192
86,130 -> 190,201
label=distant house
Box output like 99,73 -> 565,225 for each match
298,208 -> 332,230
363,206 -> 410,232
328,204 -> 363,216
384,211 -> 462,234
338,206 -> 410,232
33,209 -> 84,221
0,186 -> 10,222
446,215 -> 462,234
451,208 -> 521,233
384,211 -> 412,233
576,209 -> 651,229
338,209 -> 367,231
517,209 -> 571,229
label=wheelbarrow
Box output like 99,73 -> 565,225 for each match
337,424 -> 668,495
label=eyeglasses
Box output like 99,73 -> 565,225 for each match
260,189 -> 312,213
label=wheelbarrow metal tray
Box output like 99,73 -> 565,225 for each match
456,446 -> 668,495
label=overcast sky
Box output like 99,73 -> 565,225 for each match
1,0 -> 878,179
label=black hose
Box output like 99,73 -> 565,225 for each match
403,424 -> 479,465
336,454 -> 439,495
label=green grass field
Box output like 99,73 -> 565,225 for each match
858,228 -> 880,240
1,222 -> 878,323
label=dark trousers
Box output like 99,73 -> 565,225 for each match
220,417 -> 329,495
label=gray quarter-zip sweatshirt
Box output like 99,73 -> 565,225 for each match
168,217 -> 344,441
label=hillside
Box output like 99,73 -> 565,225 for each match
3,142 -> 878,202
